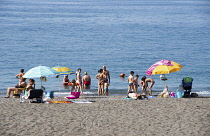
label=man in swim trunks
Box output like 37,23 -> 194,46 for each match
127,71 -> 134,94
82,72 -> 91,89
102,66 -> 110,96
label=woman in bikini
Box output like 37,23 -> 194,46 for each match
96,69 -> 104,95
5,77 -> 27,98
25,79 -> 35,96
141,76 -> 155,95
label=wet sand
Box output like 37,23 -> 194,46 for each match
1,95 -> 209,136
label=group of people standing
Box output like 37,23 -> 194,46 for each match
63,68 -> 91,95
95,66 -> 110,96
127,71 -> 155,96
63,66 -> 110,96
4,67 -> 155,98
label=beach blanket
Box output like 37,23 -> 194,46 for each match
147,96 -> 156,98
71,100 -> 92,103
49,101 -> 73,103
122,97 -> 136,100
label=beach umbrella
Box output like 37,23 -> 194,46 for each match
23,65 -> 59,87
52,66 -> 75,95
146,60 -> 182,76
146,60 -> 182,87
52,66 -> 75,75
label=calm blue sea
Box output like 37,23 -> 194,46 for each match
1,0 -> 210,96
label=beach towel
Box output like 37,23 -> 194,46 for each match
122,97 -> 136,100
49,101 -> 73,103
71,100 -> 92,103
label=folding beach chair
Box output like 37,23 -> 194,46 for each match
13,87 -> 26,98
20,89 -> 44,103
182,77 -> 193,97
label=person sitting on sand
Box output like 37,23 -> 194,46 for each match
63,75 -> 70,85
127,71 -> 134,94
82,72 -> 91,89
5,77 -> 27,98
158,85 -> 170,98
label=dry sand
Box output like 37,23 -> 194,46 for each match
0,95 -> 209,136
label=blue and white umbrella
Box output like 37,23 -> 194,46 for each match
23,65 -> 59,87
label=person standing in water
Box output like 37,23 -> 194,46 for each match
96,69 -> 104,95
127,71 -> 134,94
76,68 -> 83,94
82,72 -> 91,89
102,66 -> 110,96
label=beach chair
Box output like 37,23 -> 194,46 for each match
13,87 -> 26,98
21,89 -> 44,103
182,77 -> 193,97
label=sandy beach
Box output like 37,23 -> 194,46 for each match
1,95 -> 209,136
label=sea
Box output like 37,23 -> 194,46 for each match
1,0 -> 210,96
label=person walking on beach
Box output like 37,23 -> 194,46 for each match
82,72 -> 91,89
102,66 -> 110,95
96,69 -> 104,95
76,68 -> 83,94
127,71 -> 134,94
140,76 -> 155,95
133,74 -> 139,93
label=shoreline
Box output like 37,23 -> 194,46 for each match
1,95 -> 210,136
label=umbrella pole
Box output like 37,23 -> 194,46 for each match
59,77 -> 61,97
41,79 -> 42,89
